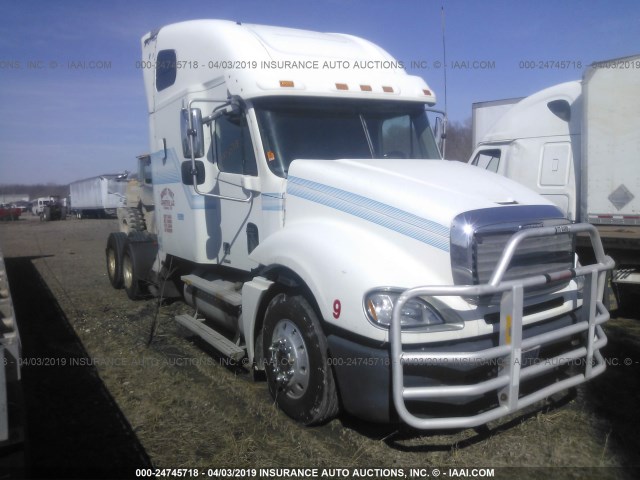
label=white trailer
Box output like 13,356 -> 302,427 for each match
469,55 -> 640,308
105,20 -> 613,429
69,174 -> 128,219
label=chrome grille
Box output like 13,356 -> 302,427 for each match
473,232 -> 574,284
450,205 -> 573,294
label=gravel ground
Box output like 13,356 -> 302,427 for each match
0,215 -> 638,480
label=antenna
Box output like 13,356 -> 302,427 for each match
441,5 -> 448,158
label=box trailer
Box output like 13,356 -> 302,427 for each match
70,174 -> 128,219
469,55 -> 640,309
105,20 -> 613,429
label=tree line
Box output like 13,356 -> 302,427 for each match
0,183 -> 69,202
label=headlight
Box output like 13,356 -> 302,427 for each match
364,291 -> 444,330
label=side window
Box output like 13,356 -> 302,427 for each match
380,115 -> 422,159
215,115 -> 258,176
156,50 -> 176,91
138,155 -> 152,185
471,149 -> 501,173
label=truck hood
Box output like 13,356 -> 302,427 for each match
286,159 -> 554,247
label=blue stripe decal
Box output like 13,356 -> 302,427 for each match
287,176 -> 450,252
262,193 -> 284,211
150,149 -> 181,185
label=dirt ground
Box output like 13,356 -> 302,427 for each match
0,215 -> 638,480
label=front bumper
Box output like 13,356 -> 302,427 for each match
328,308 -> 595,424
389,223 -> 614,429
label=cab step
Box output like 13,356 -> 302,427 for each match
181,275 -> 242,307
175,313 -> 245,361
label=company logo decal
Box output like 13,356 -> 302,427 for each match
161,188 -> 175,210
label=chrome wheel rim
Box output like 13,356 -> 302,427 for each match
122,255 -> 133,289
269,319 -> 309,399
107,249 -> 117,280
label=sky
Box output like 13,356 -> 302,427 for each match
0,0 -> 638,185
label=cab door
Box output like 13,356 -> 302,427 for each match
537,141 -> 575,219
212,113 -> 262,270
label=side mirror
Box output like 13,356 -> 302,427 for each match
181,108 -> 204,158
181,160 -> 206,186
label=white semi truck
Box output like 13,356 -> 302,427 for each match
106,20 -> 613,429
69,173 -> 128,219
469,55 -> 639,310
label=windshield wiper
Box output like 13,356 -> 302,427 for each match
359,114 -> 375,158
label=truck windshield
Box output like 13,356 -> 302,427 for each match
253,97 -> 441,177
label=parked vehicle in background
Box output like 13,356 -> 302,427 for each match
31,197 -> 50,216
39,196 -> 66,222
69,173 -> 128,219
106,20 -> 613,429
0,205 -> 21,222
469,54 -> 640,311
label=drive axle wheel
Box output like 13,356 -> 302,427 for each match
263,293 -> 339,425
122,243 -> 144,300
105,232 -> 127,289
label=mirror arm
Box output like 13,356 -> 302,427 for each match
187,98 -> 253,203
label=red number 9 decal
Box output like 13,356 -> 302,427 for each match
332,299 -> 342,319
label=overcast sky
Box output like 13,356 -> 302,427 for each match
1,0 -> 638,185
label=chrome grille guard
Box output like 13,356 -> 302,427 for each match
391,223 -> 615,430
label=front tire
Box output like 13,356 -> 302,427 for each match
263,293 -> 339,425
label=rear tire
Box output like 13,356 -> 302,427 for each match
122,243 -> 142,300
106,232 -> 127,289
262,293 -> 339,425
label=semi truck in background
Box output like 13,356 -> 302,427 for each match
31,197 -> 51,216
106,20 -> 613,429
471,96 -> 522,149
32,195 -> 66,221
469,55 -> 640,311
69,173 -> 128,219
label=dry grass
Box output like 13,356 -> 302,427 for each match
1,217 -> 638,480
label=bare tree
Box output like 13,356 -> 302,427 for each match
444,118 -> 472,162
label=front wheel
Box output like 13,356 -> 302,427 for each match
262,293 -> 339,425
